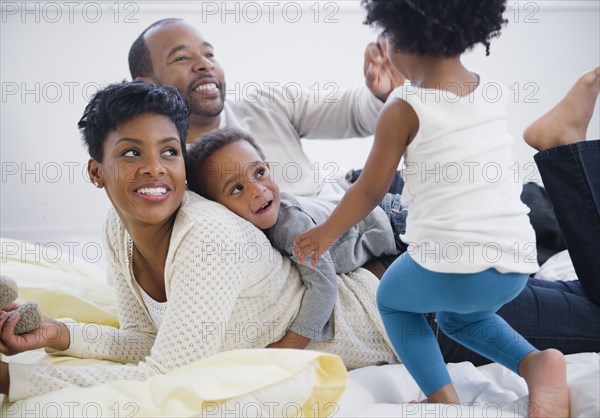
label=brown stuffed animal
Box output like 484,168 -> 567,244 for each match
0,275 -> 43,334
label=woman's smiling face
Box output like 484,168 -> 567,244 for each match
90,113 -> 187,228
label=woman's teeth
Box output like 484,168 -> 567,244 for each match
138,187 -> 167,196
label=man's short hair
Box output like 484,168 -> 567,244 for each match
128,18 -> 183,79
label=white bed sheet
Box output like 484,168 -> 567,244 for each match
337,353 -> 599,417
2,238 -> 598,417
335,252 -> 598,417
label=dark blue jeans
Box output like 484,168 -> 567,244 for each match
534,140 -> 600,304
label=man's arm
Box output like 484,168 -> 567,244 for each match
269,37 -> 405,140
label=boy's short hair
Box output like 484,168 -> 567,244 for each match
78,80 -> 189,162
186,128 -> 266,198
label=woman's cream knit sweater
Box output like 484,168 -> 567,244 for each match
9,192 -> 396,401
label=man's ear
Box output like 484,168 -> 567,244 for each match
88,159 -> 103,188
135,76 -> 156,85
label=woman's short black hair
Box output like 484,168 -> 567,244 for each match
78,80 -> 189,162
186,128 -> 265,198
362,0 -> 507,56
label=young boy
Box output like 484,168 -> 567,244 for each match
186,128 -> 406,348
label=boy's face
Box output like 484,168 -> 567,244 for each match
204,141 -> 281,230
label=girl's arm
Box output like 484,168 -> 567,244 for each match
294,99 -> 418,265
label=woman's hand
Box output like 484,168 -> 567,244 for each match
267,331 -> 311,350
0,307 -> 70,355
0,361 -> 9,395
293,224 -> 340,267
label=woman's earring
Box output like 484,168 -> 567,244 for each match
185,179 -> 188,185
94,181 -> 100,187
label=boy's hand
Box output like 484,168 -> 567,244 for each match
293,224 -> 339,267
267,331 -> 311,350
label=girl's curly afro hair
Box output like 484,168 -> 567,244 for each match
362,0 -> 508,56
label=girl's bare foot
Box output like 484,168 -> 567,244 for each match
524,66 -> 600,151
519,349 -> 570,418
425,382 -> 460,404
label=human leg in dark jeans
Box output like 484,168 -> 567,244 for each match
534,141 -> 600,304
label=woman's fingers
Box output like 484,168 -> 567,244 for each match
0,311 -> 20,355
0,311 -> 10,353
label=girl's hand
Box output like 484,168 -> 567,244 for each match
293,224 -> 339,267
0,307 -> 69,356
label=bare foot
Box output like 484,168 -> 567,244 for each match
519,349 -> 570,418
426,382 -> 460,404
524,66 -> 600,151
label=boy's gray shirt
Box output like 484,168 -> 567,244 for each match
264,192 -> 397,341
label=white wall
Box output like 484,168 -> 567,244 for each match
1,1 -> 599,257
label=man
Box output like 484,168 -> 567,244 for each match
129,18 -> 404,201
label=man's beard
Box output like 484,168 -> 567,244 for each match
187,82 -> 226,117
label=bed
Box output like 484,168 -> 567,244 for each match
1,237 -> 598,417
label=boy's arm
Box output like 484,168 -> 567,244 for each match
287,260 -> 337,342
267,331 -> 311,349
268,205 -> 339,345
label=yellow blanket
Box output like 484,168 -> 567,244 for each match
0,238 -> 348,417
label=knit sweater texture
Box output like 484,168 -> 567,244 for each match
9,192 -> 397,401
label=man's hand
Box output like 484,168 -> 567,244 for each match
267,331 -> 311,349
364,34 -> 405,102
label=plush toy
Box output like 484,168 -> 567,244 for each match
0,275 -> 43,334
